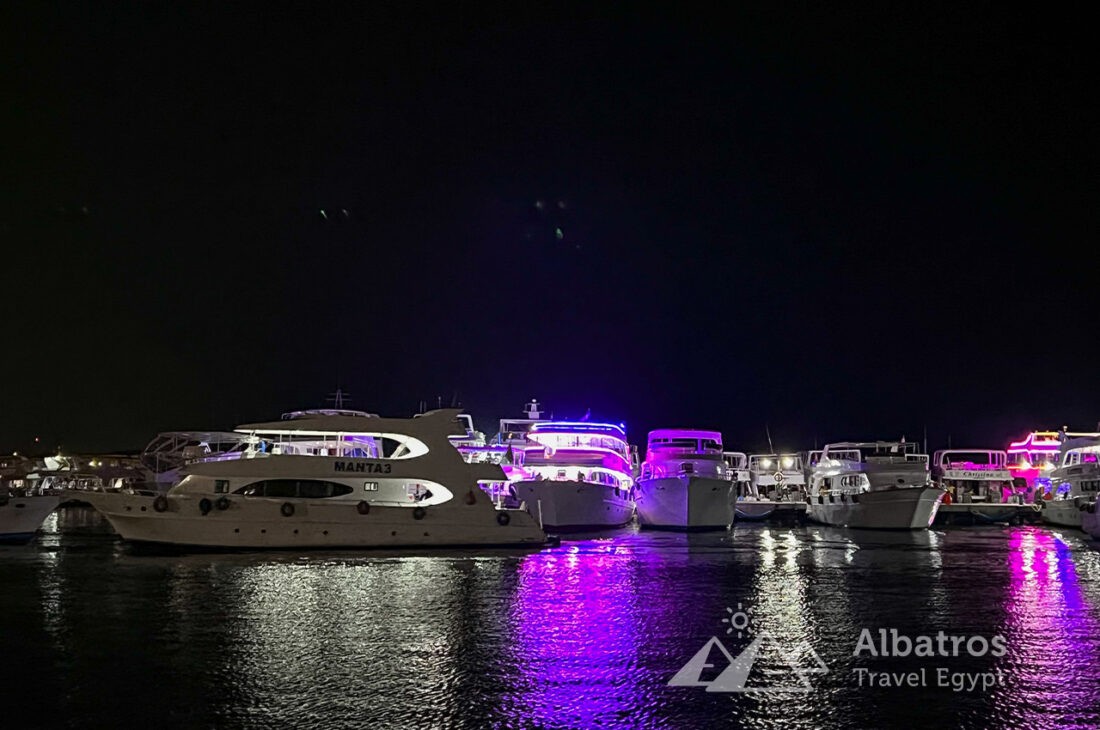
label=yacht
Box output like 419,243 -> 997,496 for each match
633,429 -> 732,530
80,408 -> 549,549
1006,430 -> 1062,496
931,449 -> 1040,525
734,452 -> 807,521
507,420 -> 636,531
0,482 -> 61,543
805,441 -> 944,529
1041,434 -> 1100,528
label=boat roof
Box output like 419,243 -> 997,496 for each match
235,408 -> 467,438
529,421 -> 626,437
1060,435 -> 1100,453
145,431 -> 251,446
648,429 -> 722,442
282,408 -> 379,419
825,441 -> 918,450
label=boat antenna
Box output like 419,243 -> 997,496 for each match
923,424 -> 927,455
765,424 -> 774,454
327,387 -> 350,409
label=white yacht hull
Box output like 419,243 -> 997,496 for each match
1041,498 -> 1085,528
805,486 -> 943,529
1081,505 -> 1100,539
0,494 -> 61,543
81,492 -> 547,549
634,476 -> 731,530
512,480 -> 634,531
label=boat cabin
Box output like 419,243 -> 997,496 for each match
931,449 -> 1016,503
638,429 -> 728,480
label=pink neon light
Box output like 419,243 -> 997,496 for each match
1007,431 -> 1062,453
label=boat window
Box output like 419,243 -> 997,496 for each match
363,481 -> 379,491
234,480 -> 354,498
214,480 -> 230,494
264,480 -> 299,498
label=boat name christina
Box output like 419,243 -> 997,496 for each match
333,461 -> 392,474
944,469 -> 1010,479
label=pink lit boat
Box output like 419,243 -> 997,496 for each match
634,429 -> 733,530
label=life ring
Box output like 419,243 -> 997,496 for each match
280,502 -> 295,517
215,496 -> 230,511
773,471 -> 786,483
356,500 -> 371,515
496,511 -> 511,526
199,498 -> 212,515
413,506 -> 426,520
465,491 -> 477,506
153,495 -> 168,513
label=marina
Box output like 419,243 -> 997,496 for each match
6,3 -> 1096,727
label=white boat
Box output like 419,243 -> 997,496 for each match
633,429 -> 732,530
0,485 -> 61,543
1041,434 -> 1100,528
506,420 -> 635,531
931,449 -> 1041,525
80,408 -> 548,549
734,452 -> 807,521
805,441 -> 944,530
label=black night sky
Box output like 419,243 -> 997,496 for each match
4,4 -> 1096,455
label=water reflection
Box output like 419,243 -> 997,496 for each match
499,540 -> 648,729
4,510 -> 1100,729
994,528 -> 1100,728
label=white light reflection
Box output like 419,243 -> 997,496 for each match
167,555 -> 490,727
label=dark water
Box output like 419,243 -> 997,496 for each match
3,507 -> 1099,729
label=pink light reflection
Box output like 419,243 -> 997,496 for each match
996,529 -> 1100,726
497,543 -> 652,729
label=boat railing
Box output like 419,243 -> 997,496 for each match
649,446 -> 720,457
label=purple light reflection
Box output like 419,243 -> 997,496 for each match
496,542 -> 658,729
996,529 -> 1100,727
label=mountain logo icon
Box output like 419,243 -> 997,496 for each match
669,605 -> 828,693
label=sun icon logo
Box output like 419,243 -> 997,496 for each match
721,603 -> 752,639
